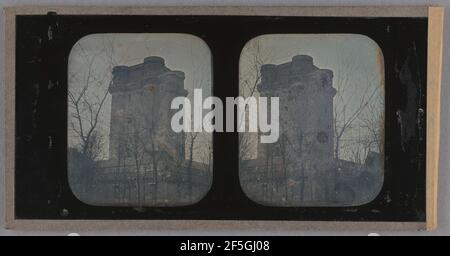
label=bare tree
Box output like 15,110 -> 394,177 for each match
359,94 -> 384,154
115,92 -> 164,205
240,40 -> 268,100
181,43 -> 213,202
69,39 -> 119,163
332,53 -> 383,162
239,39 -> 272,162
139,91 -> 163,204
125,117 -> 147,207
186,132 -> 199,202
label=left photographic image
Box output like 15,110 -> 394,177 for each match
67,34 -> 213,207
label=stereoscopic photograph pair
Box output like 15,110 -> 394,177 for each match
67,33 -> 383,208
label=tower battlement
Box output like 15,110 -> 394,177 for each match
110,56 -> 185,93
259,55 -> 333,92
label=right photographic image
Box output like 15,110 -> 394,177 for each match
239,34 -> 385,207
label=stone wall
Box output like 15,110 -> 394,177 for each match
108,56 -> 187,161
256,55 -> 336,203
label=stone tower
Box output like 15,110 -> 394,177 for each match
257,55 -> 336,202
108,56 -> 187,161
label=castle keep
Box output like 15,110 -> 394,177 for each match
257,55 -> 336,203
109,56 -> 187,161
257,55 -> 336,164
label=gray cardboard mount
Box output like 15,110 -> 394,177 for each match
0,2 -> 446,235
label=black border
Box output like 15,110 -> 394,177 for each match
15,14 -> 427,221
